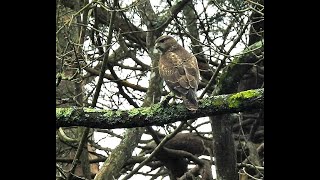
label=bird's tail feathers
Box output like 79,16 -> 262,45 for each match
183,89 -> 198,111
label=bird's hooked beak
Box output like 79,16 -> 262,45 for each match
154,42 -> 160,50
154,43 -> 161,54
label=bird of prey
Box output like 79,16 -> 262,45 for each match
155,35 -> 200,111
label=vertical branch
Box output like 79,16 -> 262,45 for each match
209,20 -> 251,180
57,0 -> 264,179
209,41 -> 263,180
66,127 -> 90,180
91,0 -> 118,107
91,1 -> 144,179
58,1 -> 93,179
67,0 -> 118,179
94,1 -> 165,179
182,1 -> 212,81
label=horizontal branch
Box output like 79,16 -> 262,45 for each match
56,156 -> 146,164
56,88 -> 264,129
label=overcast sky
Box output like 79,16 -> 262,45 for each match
87,0 -> 248,179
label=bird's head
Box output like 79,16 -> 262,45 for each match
154,35 -> 178,54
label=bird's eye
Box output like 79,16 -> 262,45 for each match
159,39 -> 165,43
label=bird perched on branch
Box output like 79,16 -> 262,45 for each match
155,35 -> 200,111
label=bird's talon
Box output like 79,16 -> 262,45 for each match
160,94 -> 174,107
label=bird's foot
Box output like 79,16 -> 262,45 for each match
160,93 -> 175,107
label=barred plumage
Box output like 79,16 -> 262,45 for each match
155,35 -> 200,111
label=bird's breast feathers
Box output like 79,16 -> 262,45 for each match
160,51 -> 199,87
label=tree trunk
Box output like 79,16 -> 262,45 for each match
211,114 -> 237,180
210,40 -> 264,179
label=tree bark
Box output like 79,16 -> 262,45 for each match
93,1 -> 165,178
210,40 -> 264,180
56,88 -> 264,129
56,2 -> 94,179
93,128 -> 143,180
211,114 -> 238,180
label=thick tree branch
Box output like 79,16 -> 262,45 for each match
156,0 -> 192,33
95,5 -> 147,47
209,40 -> 264,180
56,88 -> 263,129
213,40 -> 264,94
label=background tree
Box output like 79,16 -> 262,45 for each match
56,0 -> 264,179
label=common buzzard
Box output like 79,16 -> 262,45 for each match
155,35 -> 200,111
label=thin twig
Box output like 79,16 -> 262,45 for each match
91,0 -> 118,107
121,121 -> 186,180
199,18 -> 250,99
108,63 -> 140,108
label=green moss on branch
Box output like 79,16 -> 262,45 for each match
56,88 -> 264,129
228,89 -> 260,108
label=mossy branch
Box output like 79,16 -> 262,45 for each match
56,88 -> 264,129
